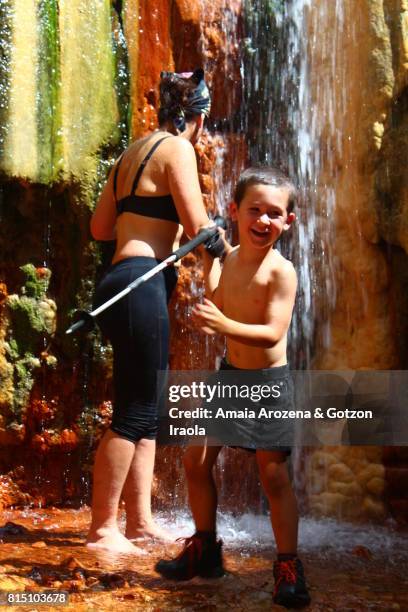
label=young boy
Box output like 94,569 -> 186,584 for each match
156,167 -> 311,609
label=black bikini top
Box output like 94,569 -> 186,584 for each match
113,136 -> 180,224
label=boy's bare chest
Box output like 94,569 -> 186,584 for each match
223,264 -> 271,322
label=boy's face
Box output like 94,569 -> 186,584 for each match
230,184 -> 296,250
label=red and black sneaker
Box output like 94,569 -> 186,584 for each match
155,534 -> 225,581
273,557 -> 311,608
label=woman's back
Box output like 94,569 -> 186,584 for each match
113,133 -> 183,261
92,130 -> 209,262
116,132 -> 173,199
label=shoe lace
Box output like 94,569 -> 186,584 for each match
274,559 -> 297,590
174,535 -> 203,562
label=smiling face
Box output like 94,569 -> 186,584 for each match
230,183 -> 296,251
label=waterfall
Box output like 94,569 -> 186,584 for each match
242,0 -> 339,368
0,0 -> 401,522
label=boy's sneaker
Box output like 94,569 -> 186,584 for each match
273,557 -> 311,608
155,534 -> 225,580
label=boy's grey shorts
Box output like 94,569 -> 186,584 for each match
199,359 -> 294,455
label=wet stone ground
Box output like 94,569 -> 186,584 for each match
0,508 -> 407,611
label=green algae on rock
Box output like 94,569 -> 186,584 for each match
0,0 -> 119,183
7,264 -> 55,347
37,0 -> 60,183
1,0 -> 39,180
57,0 -> 119,182
19,264 -> 51,299
2,265 -> 57,419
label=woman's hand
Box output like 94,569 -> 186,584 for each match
200,224 -> 233,261
192,298 -> 228,335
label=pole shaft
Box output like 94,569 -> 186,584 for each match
91,256 -> 175,318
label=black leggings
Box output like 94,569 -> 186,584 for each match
94,256 -> 178,442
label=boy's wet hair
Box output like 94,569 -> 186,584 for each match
234,166 -> 297,213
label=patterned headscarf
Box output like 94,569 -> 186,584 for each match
159,68 -> 211,132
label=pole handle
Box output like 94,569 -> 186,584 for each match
173,216 -> 226,262
65,310 -> 95,335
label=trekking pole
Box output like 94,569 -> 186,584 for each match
66,216 -> 226,335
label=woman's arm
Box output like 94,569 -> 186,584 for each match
166,138 -> 211,238
202,244 -> 234,306
202,250 -> 223,304
90,162 -> 119,241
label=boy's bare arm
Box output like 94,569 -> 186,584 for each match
193,262 -> 297,346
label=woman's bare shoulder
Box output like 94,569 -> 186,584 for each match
154,134 -> 192,152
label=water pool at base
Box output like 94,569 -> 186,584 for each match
0,507 -> 407,610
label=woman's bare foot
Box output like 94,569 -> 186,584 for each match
86,527 -> 146,553
125,521 -> 174,542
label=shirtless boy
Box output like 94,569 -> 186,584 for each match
156,167 -> 311,609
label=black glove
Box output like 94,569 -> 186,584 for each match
203,229 -> 226,258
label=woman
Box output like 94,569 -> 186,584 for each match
87,69 -> 215,553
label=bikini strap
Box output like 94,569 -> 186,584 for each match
112,153 -> 124,203
131,136 -> 172,194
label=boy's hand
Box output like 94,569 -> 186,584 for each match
192,298 -> 228,335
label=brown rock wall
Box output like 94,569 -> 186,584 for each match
128,0 -> 242,131
311,0 -> 397,371
171,0 -> 203,70
0,0 -> 246,509
2,0 -> 405,525
126,0 -> 173,137
122,0 -> 248,512
306,0 -> 408,523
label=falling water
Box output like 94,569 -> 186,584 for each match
0,0 -> 128,507
0,0 -> 12,158
195,0 -> 354,515
242,0 -> 340,367
197,0 -> 246,214
71,5 -> 131,505
167,0 -> 245,376
0,0 -> 399,525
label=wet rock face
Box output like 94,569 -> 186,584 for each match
306,447 -> 386,522
127,0 -> 242,136
305,0 -> 408,524
0,0 -> 245,509
383,447 -> 408,527
0,0 -> 407,526
126,0 -> 173,137
0,265 -> 56,427
0,0 -> 119,183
